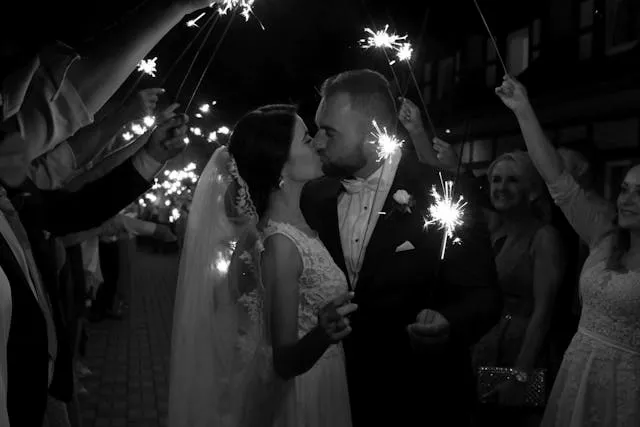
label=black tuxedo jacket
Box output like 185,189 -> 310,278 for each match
4,157 -> 151,425
301,151 -> 501,426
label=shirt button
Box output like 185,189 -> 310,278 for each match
355,238 -> 359,242
364,206 -> 368,210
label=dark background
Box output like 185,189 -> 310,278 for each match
2,0 -> 526,124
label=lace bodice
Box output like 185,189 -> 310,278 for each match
263,221 -> 349,338
548,172 -> 640,353
579,243 -> 640,353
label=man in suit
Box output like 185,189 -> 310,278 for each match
2,115 -> 188,426
302,69 -> 501,426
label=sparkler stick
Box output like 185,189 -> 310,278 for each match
185,11 -> 237,112
175,14 -> 221,101
187,12 -> 207,27
471,0 -> 509,76
160,13 -> 219,87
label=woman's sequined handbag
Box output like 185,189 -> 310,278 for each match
476,314 -> 547,408
477,366 -> 547,407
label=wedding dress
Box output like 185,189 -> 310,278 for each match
168,147 -> 351,427
263,221 -> 351,427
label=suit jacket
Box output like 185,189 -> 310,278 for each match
301,151 -> 501,426
4,156 -> 151,423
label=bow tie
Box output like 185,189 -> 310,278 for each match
341,177 -> 384,194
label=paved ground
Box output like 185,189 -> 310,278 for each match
78,245 -> 180,427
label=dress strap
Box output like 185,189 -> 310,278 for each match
262,221 -> 311,272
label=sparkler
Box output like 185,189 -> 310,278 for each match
423,172 -> 467,260
143,116 -> 156,127
360,25 -> 407,50
217,126 -> 230,135
471,0 -> 508,76
199,103 -> 211,113
131,124 -> 146,136
395,42 -> 413,63
369,120 -> 403,162
208,131 -> 218,142
137,57 -> 158,77
187,12 -> 206,27
122,132 -> 134,141
217,0 -> 257,22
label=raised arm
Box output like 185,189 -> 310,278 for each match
398,97 -> 440,166
66,0 -> 215,115
495,76 -> 563,184
496,76 -> 614,246
262,234 -> 355,380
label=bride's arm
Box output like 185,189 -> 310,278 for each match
262,234 -> 334,380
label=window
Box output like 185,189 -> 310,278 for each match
422,62 -> 432,105
485,38 -> 498,87
437,57 -> 454,100
531,19 -> 542,60
605,0 -> 639,55
507,28 -> 530,75
578,0 -> 595,60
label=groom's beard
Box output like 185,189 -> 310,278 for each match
319,146 -> 367,179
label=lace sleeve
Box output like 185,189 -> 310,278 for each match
547,172 -> 616,248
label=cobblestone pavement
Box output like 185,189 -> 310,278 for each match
78,246 -> 179,427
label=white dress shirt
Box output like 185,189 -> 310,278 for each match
338,151 -> 402,286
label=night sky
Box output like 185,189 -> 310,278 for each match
10,0 -> 514,123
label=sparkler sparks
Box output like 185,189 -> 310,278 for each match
199,103 -> 210,113
360,25 -> 407,50
369,120 -> 403,161
396,42 -> 413,62
217,126 -> 230,135
143,116 -> 155,127
122,132 -> 134,141
131,124 -> 146,136
187,12 -> 206,27
217,0 -> 256,22
137,57 -> 158,77
423,173 -> 467,260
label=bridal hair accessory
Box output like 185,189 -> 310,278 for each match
226,154 -> 259,222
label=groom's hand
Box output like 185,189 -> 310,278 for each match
407,309 -> 450,347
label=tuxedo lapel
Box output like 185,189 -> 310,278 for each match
358,152 -> 419,281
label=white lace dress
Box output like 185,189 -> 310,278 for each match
262,221 -> 352,427
541,174 -> 640,427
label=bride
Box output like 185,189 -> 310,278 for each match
168,104 -> 356,427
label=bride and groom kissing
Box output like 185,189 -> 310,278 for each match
168,69 -> 501,427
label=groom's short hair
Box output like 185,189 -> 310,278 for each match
320,69 -> 396,127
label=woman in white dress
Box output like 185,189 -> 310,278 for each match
168,105 -> 355,427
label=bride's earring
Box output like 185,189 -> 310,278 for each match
278,177 -> 285,189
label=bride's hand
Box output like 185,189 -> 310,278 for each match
317,292 -> 357,343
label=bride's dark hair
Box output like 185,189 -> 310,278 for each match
227,104 -> 298,218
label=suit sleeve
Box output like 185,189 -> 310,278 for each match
31,158 -> 151,236
434,205 -> 502,348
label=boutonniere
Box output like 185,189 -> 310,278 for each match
389,189 -> 415,215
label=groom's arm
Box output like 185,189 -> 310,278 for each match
434,211 -> 502,347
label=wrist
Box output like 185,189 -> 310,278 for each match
513,103 -> 535,120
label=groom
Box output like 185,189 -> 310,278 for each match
302,69 -> 501,426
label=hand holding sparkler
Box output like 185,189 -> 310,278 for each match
398,97 -> 424,135
145,114 -> 190,163
495,75 -> 532,115
124,88 -> 165,120
433,138 -> 460,172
